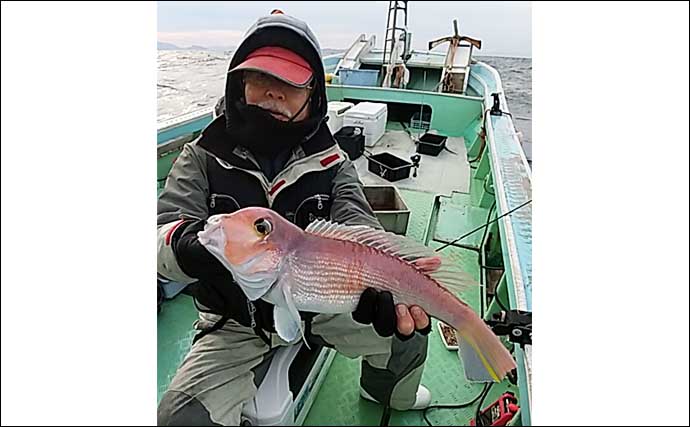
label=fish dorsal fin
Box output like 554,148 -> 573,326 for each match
305,219 -> 476,295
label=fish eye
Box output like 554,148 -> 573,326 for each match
253,218 -> 273,236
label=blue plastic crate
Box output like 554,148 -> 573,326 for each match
338,69 -> 379,87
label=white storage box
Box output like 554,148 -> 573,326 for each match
343,102 -> 388,147
326,101 -> 354,134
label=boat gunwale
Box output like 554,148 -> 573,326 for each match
471,60 -> 532,422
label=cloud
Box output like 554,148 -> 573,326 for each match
158,29 -> 364,50
157,2 -> 531,56
156,30 -> 245,48
317,32 -> 364,49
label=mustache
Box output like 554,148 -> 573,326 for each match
254,101 -> 292,119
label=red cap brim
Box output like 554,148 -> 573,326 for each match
231,55 -> 313,88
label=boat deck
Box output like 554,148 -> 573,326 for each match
158,122 -> 520,426
353,124 -> 471,195
302,200 -> 518,426
304,126 -> 517,424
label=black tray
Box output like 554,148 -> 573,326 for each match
416,132 -> 447,156
367,152 -> 412,182
334,126 -> 365,160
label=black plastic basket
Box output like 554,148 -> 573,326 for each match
366,152 -> 413,182
416,132 -> 447,156
334,126 -> 365,160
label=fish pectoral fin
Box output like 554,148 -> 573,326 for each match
273,305 -> 301,343
276,282 -> 311,350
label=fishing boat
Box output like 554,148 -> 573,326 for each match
157,2 -> 532,425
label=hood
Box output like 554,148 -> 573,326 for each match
224,13 -> 327,133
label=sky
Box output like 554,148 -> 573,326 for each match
157,1 -> 532,57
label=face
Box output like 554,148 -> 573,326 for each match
243,70 -> 312,122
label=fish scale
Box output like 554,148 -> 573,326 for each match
289,252 -> 369,312
288,235 -> 443,315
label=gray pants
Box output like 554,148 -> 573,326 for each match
157,311 -> 428,426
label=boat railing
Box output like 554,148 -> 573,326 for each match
470,60 -> 533,425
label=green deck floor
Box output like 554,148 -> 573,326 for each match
157,294 -> 197,403
157,188 -> 517,425
302,189 -> 516,426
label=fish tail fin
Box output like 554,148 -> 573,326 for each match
456,315 -> 517,382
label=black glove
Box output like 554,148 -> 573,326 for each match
172,219 -> 229,280
352,287 -> 432,341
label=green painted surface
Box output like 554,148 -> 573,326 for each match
475,175 -> 495,209
157,294 -> 198,403
474,148 -> 491,181
303,314 -> 518,427
432,193 -> 490,251
472,62 -> 533,423
406,67 -> 443,91
486,273 -> 509,320
156,179 -> 522,427
156,59 -> 531,425
303,188 -> 517,426
465,119 -> 484,154
326,85 -> 483,137
397,189 -> 437,242
156,143 -> 524,427
485,222 -> 504,269
157,114 -> 212,145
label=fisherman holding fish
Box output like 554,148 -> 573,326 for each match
157,11 -> 436,425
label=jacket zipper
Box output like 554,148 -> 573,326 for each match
247,300 -> 257,329
209,193 -> 240,210
214,146 -> 340,207
294,194 -> 330,219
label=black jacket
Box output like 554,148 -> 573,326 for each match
156,12 -> 381,337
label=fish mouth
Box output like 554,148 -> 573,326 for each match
197,216 -> 224,247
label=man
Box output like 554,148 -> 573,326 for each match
157,12 -> 432,425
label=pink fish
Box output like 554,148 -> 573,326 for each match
198,206 -> 516,382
